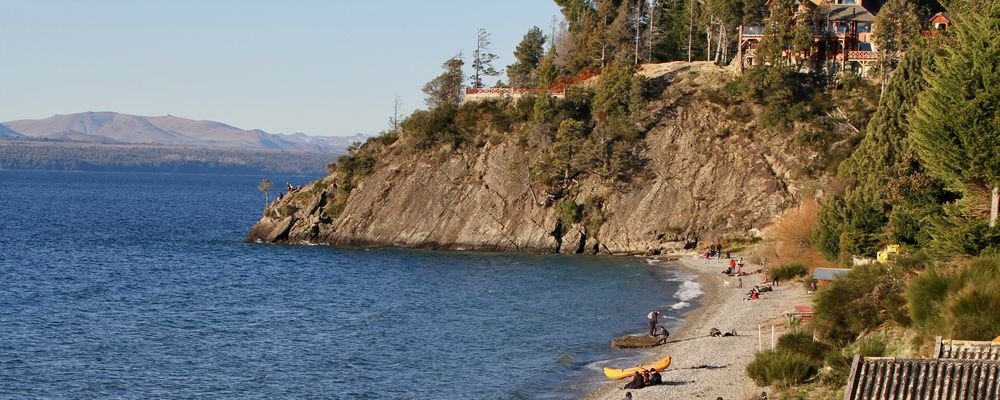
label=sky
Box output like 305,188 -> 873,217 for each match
1,0 -> 563,137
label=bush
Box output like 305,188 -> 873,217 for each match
555,199 -> 582,228
776,331 -> 829,362
401,105 -> 459,149
772,263 -> 808,282
820,350 -> 852,386
854,336 -> 887,357
813,264 -> 908,345
746,349 -> 818,388
909,256 -> 1000,340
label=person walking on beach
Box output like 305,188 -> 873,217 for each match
647,310 -> 660,336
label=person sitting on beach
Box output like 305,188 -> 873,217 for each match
623,371 -> 646,389
649,368 -> 662,385
623,392 -> 633,400
642,369 -> 651,385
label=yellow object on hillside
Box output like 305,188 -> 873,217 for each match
603,355 -> 672,379
877,244 -> 902,264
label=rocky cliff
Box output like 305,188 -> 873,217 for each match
247,62 -> 816,255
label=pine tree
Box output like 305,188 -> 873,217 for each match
471,29 -> 500,88
757,0 -> 796,70
910,3 -> 1000,229
840,45 -> 937,196
816,44 -> 942,260
422,55 -> 465,108
507,27 -> 547,88
874,0 -> 922,96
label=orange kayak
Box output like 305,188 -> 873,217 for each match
603,355 -> 672,379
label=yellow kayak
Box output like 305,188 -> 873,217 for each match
603,355 -> 672,379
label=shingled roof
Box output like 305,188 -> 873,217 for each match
844,356 -> 1000,400
934,337 -> 1000,361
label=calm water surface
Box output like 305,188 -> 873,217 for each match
0,170 -> 699,399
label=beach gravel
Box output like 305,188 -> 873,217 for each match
584,255 -> 811,400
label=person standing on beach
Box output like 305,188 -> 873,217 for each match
647,310 -> 660,336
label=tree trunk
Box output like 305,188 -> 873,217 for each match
687,5 -> 694,62
706,24 -> 712,61
991,185 -> 998,228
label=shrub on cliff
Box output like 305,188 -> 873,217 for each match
776,331 -> 829,362
908,256 -> 1000,340
746,349 -> 818,388
813,264 -> 908,345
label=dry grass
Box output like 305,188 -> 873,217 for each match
752,199 -> 835,271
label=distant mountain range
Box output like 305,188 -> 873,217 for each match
1,112 -> 364,153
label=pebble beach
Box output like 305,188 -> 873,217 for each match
584,255 -> 811,400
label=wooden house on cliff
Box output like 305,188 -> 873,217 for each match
738,0 -> 879,76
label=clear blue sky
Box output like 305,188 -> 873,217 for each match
1,1 -> 563,136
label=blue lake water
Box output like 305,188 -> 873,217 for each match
0,170 -> 700,399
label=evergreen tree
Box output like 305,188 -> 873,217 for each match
910,3 -> 1000,231
507,26 -> 547,88
816,44 -> 943,260
757,0 -> 796,69
840,45 -> 936,195
650,0 -> 688,61
257,178 -> 272,213
422,55 -> 465,108
471,29 -> 500,88
874,0 -> 922,96
538,50 -> 560,88
743,0 -> 769,26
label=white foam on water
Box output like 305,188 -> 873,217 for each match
670,301 -> 690,310
675,280 -> 704,302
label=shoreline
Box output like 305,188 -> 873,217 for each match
583,254 -> 810,400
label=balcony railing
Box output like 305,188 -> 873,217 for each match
465,87 -> 566,97
847,50 -> 878,61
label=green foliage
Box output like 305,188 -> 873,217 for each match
507,26 -> 546,88
776,331 -> 830,362
756,0 -> 796,69
531,118 -> 592,192
277,204 -> 298,217
854,336 -> 888,358
910,4 -> 1000,234
873,0 -> 922,76
401,105 -> 460,149
581,196 -> 606,236
771,263 -> 808,281
746,349 -> 818,388
471,29 -> 500,88
814,197 -> 846,261
820,350 -> 852,386
593,62 -> 644,123
813,264 -> 909,345
555,198 -> 582,228
908,256 -> 1000,340
422,55 -> 464,108
533,94 -> 559,124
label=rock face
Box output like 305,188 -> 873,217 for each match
247,62 -> 810,254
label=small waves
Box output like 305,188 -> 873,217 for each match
675,280 -> 704,302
